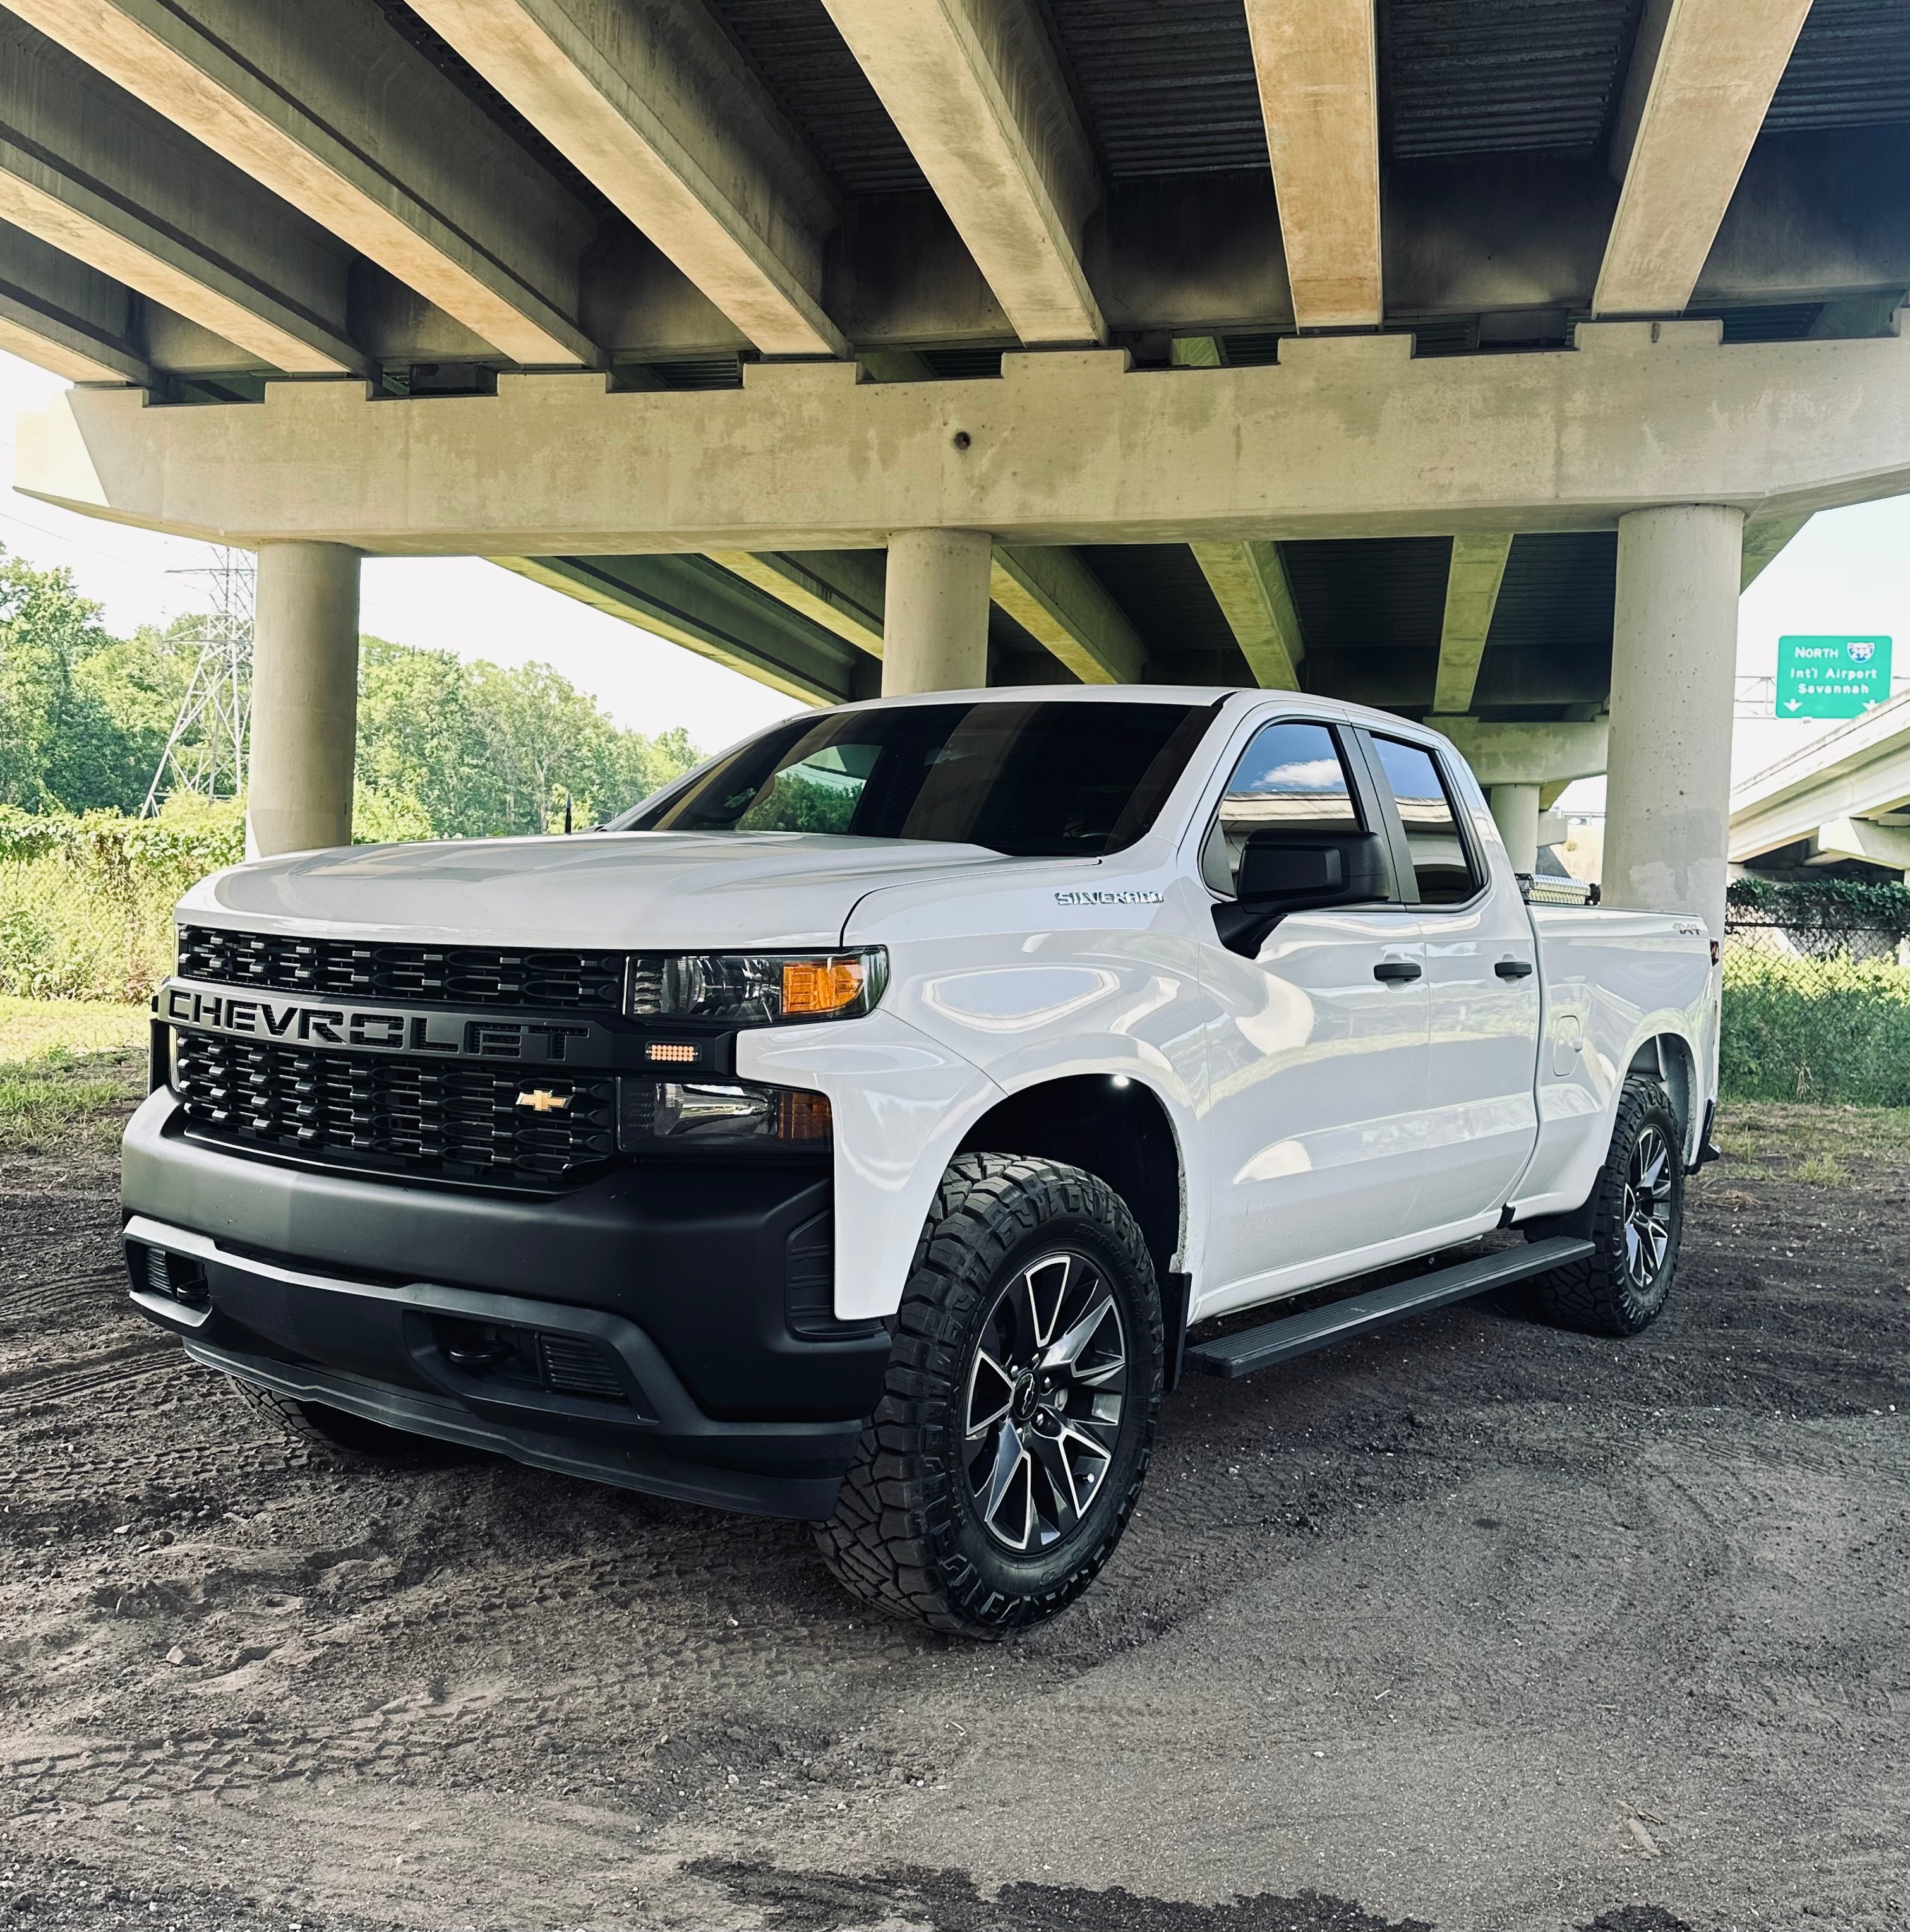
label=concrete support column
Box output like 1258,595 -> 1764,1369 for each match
1489,783 -> 1541,874
1603,504 -> 1745,936
881,529 -> 992,695
246,541 -> 361,858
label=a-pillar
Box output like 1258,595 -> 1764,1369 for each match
247,541 -> 361,858
881,529 -> 992,695
1489,784 -> 1541,874
1602,505 -> 1745,937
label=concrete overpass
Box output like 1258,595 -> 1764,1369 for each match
1731,690 -> 1910,877
4,0 -> 1909,933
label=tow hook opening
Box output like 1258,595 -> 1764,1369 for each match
429,1317 -> 637,1409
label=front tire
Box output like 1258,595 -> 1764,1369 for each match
814,1153 -> 1163,1639
226,1376 -> 426,1459
1522,1074 -> 1685,1336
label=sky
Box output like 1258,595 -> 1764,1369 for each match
4,347 -> 1907,801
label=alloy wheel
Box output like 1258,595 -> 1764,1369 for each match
962,1249 -> 1127,1552
1621,1125 -> 1673,1290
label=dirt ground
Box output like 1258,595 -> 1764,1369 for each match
2,1080 -> 1906,1932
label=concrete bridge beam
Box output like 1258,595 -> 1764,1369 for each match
823,0 -> 1102,347
22,327 -> 1910,553
6,0 -> 601,368
409,0 -> 846,361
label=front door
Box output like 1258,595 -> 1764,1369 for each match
1196,716 -> 1431,1307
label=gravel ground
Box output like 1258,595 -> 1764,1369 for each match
2,1091 -> 1906,1932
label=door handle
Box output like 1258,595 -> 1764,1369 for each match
1495,959 -> 1535,980
1373,960 -> 1422,983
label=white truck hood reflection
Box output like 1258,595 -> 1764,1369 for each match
177,831 -> 1012,951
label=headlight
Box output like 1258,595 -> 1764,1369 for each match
618,1077 -> 832,1149
626,949 -> 886,1026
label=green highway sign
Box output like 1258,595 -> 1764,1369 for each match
1775,634 -> 1892,718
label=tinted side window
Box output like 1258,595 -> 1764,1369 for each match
1370,736 -> 1480,906
1203,720 -> 1362,894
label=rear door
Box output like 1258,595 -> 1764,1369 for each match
1360,731 -> 1542,1221
1196,716 -> 1430,1304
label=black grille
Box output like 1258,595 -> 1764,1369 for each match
177,927 -> 623,1012
174,1033 -> 617,1185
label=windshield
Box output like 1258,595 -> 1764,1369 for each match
622,700 -> 1213,857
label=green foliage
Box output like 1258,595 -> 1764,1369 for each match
0,548 -> 157,813
0,542 -> 702,834
1720,946 -> 1910,1106
354,639 -> 701,837
0,800 -> 244,1001
1727,872 -> 1910,935
736,769 -> 860,834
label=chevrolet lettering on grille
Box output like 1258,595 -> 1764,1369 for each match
159,978 -> 596,1064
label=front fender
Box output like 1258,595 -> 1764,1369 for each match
736,1012 -> 1002,1322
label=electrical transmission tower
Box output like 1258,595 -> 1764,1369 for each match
143,549 -> 255,815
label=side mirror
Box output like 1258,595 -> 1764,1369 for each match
1235,829 -> 1387,909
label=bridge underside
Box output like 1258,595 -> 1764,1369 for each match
5,0 -> 1910,930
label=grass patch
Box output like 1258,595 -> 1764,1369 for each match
0,996 -> 147,1158
0,993 -> 148,1060
1715,1101 -> 1910,1169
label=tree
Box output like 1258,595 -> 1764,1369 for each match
0,548 -> 155,813
353,640 -> 701,838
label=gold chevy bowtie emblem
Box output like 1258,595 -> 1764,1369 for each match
515,1089 -> 570,1113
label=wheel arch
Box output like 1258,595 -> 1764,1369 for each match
952,1073 -> 1190,1378
1626,1028 -> 1701,1164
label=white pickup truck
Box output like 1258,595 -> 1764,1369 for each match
124,687 -> 1720,1636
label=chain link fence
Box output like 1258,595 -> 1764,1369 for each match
1721,879 -> 1910,1105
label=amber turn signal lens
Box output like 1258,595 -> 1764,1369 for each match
781,956 -> 865,1017
778,1089 -> 834,1139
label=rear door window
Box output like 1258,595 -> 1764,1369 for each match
1368,736 -> 1481,906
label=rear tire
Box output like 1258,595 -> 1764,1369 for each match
1522,1074 -> 1685,1336
226,1376 -> 426,1459
814,1153 -> 1163,1639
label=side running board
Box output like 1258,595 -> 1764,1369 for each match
1181,1236 -> 1595,1380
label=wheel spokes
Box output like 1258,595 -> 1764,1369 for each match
1041,1288 -> 1116,1376
1024,1254 -> 1071,1350
965,1349 -> 1015,1439
978,1420 -> 1033,1547
1026,1428 -> 1082,1539
963,1247 -> 1129,1553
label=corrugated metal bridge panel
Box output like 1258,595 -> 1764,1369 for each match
1284,537 -> 1451,714
1074,543 -> 1244,673
1379,0 -> 1642,160
1473,531 -> 1616,714
704,0 -> 930,196
1043,0 -> 1268,179
1765,0 -> 1910,133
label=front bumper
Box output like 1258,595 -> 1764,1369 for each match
121,1091 -> 890,1518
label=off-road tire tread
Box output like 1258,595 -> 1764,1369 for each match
224,1376 -> 422,1459
813,1153 -> 1162,1639
1524,1075 -> 1683,1336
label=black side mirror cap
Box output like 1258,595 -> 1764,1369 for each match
1236,829 -> 1387,908
1215,829 -> 1390,958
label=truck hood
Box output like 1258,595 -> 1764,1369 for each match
177,831 -> 1014,951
